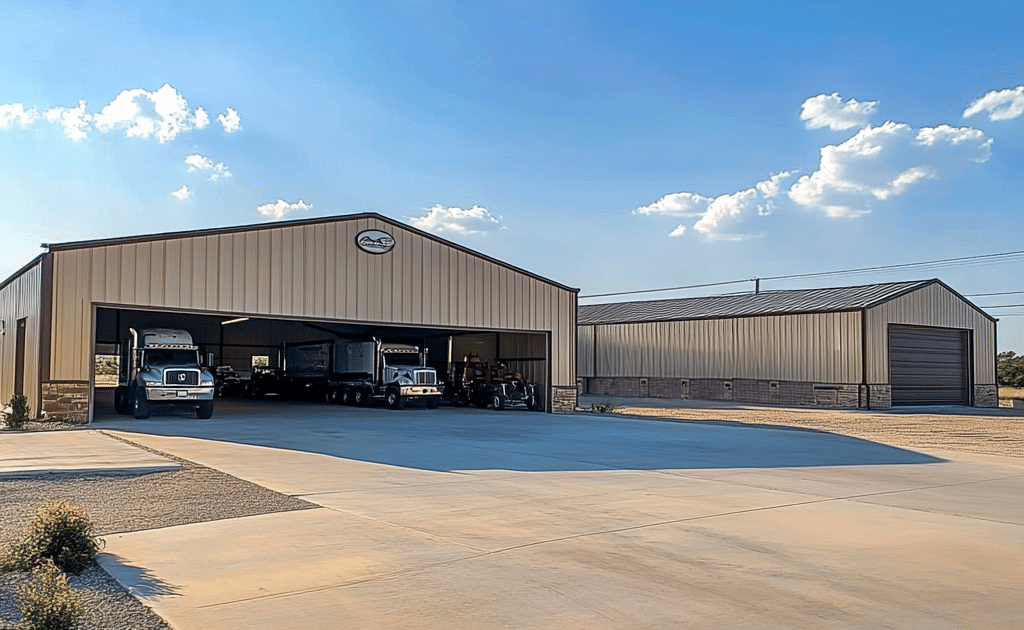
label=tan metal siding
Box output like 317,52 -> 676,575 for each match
0,261 -> 43,416
578,325 -> 595,378
586,311 -> 861,382
46,216 -> 577,389
865,283 -> 996,384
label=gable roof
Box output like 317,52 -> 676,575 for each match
578,279 -> 995,325
40,212 -> 577,293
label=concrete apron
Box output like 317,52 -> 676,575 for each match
0,430 -> 179,478
97,430 -> 1024,630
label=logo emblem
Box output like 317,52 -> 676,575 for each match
178,373 -> 186,383
355,230 -> 395,254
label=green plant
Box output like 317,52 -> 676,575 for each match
2,394 -> 30,430
0,499 -> 102,575
14,559 -> 83,630
591,403 -> 619,413
997,351 -> 1024,388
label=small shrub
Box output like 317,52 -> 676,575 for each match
15,559 -> 83,630
591,403 -> 619,413
2,394 -> 30,430
0,500 -> 102,575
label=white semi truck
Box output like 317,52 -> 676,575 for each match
250,338 -> 441,409
113,328 -> 216,419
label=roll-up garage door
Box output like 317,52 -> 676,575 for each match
889,326 -> 969,405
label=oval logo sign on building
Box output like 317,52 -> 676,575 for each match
355,230 -> 395,254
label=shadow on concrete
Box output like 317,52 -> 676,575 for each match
96,553 -> 181,600
91,391 -> 943,473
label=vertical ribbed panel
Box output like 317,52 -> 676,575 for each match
586,311 -> 861,382
46,217 -> 578,388
0,261 -> 43,415
865,283 -> 996,384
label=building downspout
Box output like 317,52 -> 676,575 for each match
860,308 -> 870,410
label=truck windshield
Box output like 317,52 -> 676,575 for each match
383,352 -> 421,367
144,349 -> 199,367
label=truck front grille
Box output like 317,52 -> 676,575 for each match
414,370 -> 436,386
164,370 -> 199,386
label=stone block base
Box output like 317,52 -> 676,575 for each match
974,384 -> 997,408
551,386 -> 578,413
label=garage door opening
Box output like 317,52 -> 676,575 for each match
889,325 -> 970,406
91,306 -> 550,420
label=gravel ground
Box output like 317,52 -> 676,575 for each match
0,437 -> 317,630
605,404 -> 1024,458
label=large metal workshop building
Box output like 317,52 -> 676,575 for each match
0,213 -> 579,421
578,280 -> 997,408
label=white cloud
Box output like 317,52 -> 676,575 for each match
963,85 -> 1024,121
218,108 -> 241,133
634,192 -> 712,217
0,103 -> 38,129
800,93 -> 879,131
1,85 -> 238,142
407,204 -> 505,235
636,171 -> 797,239
184,154 -> 232,180
257,199 -> 311,219
787,121 -> 992,216
185,154 -> 214,171
171,185 -> 192,200
44,100 -> 92,141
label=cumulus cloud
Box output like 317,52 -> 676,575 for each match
634,191 -> 712,217
257,199 -> 311,219
787,122 -> 991,216
407,204 -> 505,235
171,185 -> 192,200
184,154 -> 232,180
218,108 -> 241,133
800,93 -> 879,130
963,85 -> 1024,121
0,103 -> 39,129
668,225 -> 687,237
0,84 -> 238,142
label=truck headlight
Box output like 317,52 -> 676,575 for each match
142,378 -> 161,387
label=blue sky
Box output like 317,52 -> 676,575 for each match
2,1 -> 1023,351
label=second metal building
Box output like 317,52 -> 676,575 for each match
578,280 -> 997,408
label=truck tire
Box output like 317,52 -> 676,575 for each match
492,394 -> 505,411
196,400 -> 214,419
113,387 -> 126,415
531,393 -> 543,412
353,388 -> 369,407
340,388 -> 353,405
386,389 -> 406,410
426,397 -> 439,409
132,391 -> 151,420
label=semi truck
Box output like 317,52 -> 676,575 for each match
249,338 -> 442,409
113,328 -> 216,419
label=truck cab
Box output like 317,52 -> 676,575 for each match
113,328 -> 216,419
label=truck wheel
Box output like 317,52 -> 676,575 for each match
386,389 -> 406,410
113,387 -> 126,415
492,394 -> 505,411
532,393 -> 543,412
196,401 -> 214,419
353,389 -> 368,407
132,391 -> 151,420
341,388 -> 353,405
426,397 -> 439,409
325,389 -> 337,404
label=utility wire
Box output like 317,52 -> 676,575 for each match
966,290 -> 1024,297
579,249 -> 1024,300
979,303 -> 1024,309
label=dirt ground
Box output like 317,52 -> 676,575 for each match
605,403 -> 1024,459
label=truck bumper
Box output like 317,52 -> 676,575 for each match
399,386 -> 441,398
146,387 -> 215,401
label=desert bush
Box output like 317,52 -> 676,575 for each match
2,394 -> 30,430
997,351 -> 1024,388
0,499 -> 102,575
591,403 -> 619,413
14,559 -> 83,630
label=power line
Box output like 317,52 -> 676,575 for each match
579,248 -> 1024,300
966,290 -> 1024,297
979,303 -> 1024,309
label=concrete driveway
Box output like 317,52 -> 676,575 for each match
92,398 -> 1024,629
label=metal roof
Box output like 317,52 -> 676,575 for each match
578,280 -> 948,325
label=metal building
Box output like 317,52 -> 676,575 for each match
0,213 -> 579,421
578,280 -> 997,408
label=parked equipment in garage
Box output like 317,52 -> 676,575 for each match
251,338 -> 442,409
113,328 -> 216,419
444,353 -> 541,411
